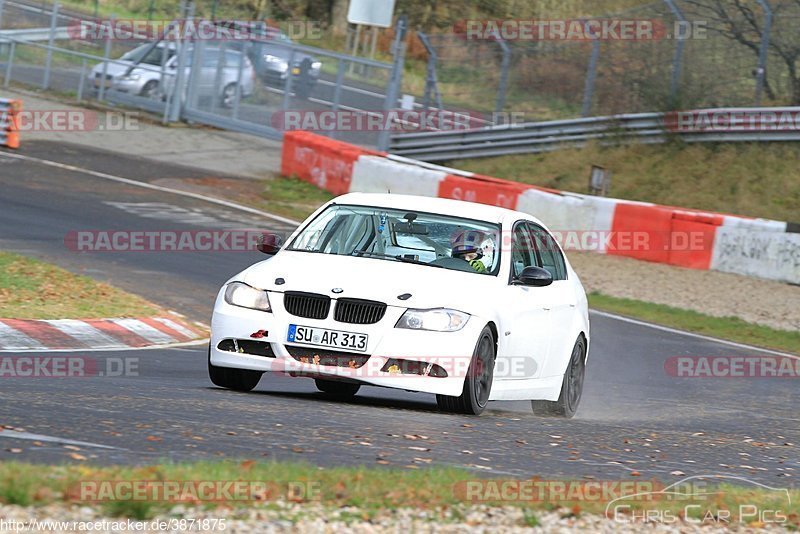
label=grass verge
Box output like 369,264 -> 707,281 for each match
259,176 -> 333,221
0,251 -> 162,319
0,461 -> 796,528
589,292 -> 800,355
454,142 -> 800,223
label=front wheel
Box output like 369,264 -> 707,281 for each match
221,83 -> 239,108
208,348 -> 262,392
139,80 -> 159,99
532,336 -> 586,418
436,325 -> 495,415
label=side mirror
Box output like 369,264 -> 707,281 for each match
515,266 -> 553,287
257,233 -> 283,255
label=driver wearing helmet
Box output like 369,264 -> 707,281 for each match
451,230 -> 489,273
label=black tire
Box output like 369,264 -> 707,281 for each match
221,83 -> 238,108
531,336 -> 586,418
436,325 -> 495,415
315,379 -> 360,398
139,80 -> 159,99
207,348 -> 262,392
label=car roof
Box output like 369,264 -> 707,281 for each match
330,193 -> 543,226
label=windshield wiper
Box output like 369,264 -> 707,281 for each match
352,250 -> 444,268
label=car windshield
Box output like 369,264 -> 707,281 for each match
288,204 -> 501,275
121,45 -> 174,66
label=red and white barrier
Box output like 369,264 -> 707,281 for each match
281,131 -> 800,285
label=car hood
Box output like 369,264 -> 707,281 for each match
237,251 -> 496,315
91,60 -> 163,77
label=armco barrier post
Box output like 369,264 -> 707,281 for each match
581,39 -> 600,117
377,15 -> 407,152
754,0 -> 772,106
42,2 -> 59,90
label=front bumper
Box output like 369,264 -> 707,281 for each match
209,290 -> 485,397
90,75 -> 143,94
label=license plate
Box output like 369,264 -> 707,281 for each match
291,67 -> 300,75
287,324 -> 368,352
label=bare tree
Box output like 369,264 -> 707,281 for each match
683,0 -> 800,103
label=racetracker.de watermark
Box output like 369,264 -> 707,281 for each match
65,230 -> 265,252
63,229 -> 711,253
665,109 -> 800,132
72,480 -> 320,502
68,19 -> 322,41
271,110 -> 496,132
1,110 -> 139,132
0,356 -> 138,378
453,19 -> 707,41
665,355 -> 800,378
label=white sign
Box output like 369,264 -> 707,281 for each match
347,0 -> 396,28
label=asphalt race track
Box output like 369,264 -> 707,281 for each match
0,141 -> 797,485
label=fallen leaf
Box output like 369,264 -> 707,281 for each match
6,448 -> 22,454
226,431 -> 237,436
630,471 -> 641,476
146,436 -> 162,442
241,460 -> 256,470
376,459 -> 390,465
408,446 -> 430,452
670,470 -> 685,476
413,457 -> 432,463
63,445 -> 81,451
69,452 -> 87,461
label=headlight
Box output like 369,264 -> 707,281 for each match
122,73 -> 140,81
311,61 -> 321,70
224,282 -> 271,312
395,308 -> 470,332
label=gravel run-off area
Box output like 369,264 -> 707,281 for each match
568,252 -> 799,333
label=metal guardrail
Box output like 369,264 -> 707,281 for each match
389,109 -> 800,161
0,26 -> 70,42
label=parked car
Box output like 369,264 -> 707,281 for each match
208,193 -> 590,417
215,20 -> 321,87
89,42 -> 176,98
91,43 -> 256,107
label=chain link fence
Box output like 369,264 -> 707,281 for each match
0,0 -> 405,149
414,0 -> 799,122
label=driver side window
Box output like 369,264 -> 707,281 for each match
511,222 -> 537,278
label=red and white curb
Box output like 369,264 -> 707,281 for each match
0,316 -> 208,351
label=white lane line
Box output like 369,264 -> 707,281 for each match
111,318 -> 176,344
0,151 -> 301,226
153,317 -> 197,339
42,319 -> 125,349
0,430 -> 118,449
0,322 -> 48,350
589,309 -> 799,358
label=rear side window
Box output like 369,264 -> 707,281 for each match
529,223 -> 567,280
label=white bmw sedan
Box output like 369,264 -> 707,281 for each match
209,193 -> 590,416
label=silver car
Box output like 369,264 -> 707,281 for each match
91,43 -> 256,107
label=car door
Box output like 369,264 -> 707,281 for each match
499,221 -> 554,381
528,222 -> 577,378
